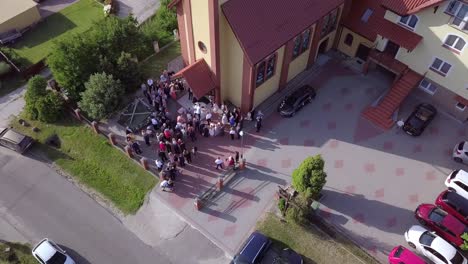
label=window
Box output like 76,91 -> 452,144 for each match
344,33 -> 354,46
399,15 -> 418,30
321,8 -> 339,37
444,35 -> 466,52
429,58 -> 452,76
292,29 -> 312,58
456,102 -> 466,111
419,78 -> 438,95
361,8 -> 373,22
198,41 -> 207,53
255,54 -> 277,87
446,1 -> 468,30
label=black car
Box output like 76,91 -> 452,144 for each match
0,127 -> 34,154
402,103 -> 437,136
278,85 -> 316,117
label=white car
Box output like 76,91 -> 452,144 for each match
32,238 -> 75,264
404,225 -> 467,264
445,169 -> 468,200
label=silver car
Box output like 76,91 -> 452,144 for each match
453,141 -> 468,164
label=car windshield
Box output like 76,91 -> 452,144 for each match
46,251 -> 66,264
419,231 -> 436,246
284,96 -> 296,106
451,251 -> 464,264
408,115 -> 424,128
458,142 -> 465,151
429,208 -> 446,223
232,255 -> 250,264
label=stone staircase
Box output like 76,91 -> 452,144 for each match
362,69 -> 423,130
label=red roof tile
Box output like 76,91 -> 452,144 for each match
371,17 -> 423,50
381,0 -> 444,15
343,0 -> 386,41
222,0 -> 344,64
173,59 -> 216,99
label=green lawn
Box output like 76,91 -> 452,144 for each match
11,0 -> 104,66
257,213 -> 379,264
0,242 -> 36,264
140,41 -> 181,79
11,117 -> 156,215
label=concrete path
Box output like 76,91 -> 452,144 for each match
117,0 -> 160,23
37,0 -> 79,18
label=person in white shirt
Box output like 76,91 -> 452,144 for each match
151,117 -> 158,130
160,179 -> 174,192
155,159 -> 163,171
205,112 -> 212,123
215,157 -> 224,170
147,78 -> 154,88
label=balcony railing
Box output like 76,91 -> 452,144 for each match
368,49 -> 408,75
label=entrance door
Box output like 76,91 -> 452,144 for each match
384,40 -> 400,57
356,44 -> 371,61
318,38 -> 329,54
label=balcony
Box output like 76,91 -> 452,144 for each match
368,49 -> 408,75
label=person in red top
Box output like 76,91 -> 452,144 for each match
159,141 -> 166,152
164,128 -> 171,140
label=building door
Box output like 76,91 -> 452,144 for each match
384,40 -> 400,57
356,44 -> 371,61
318,38 -> 329,54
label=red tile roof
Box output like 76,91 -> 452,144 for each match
173,59 -> 216,99
222,0 -> 344,64
372,17 -> 423,50
343,0 -> 386,41
381,0 -> 444,15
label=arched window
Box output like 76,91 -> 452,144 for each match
444,35 -> 466,53
399,15 -> 418,30
344,33 -> 354,46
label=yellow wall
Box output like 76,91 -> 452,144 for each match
287,25 -> 315,82
312,4 -> 344,61
253,45 -> 285,108
384,3 -> 468,98
219,11 -> 244,107
190,0 -> 212,67
337,27 -> 374,57
0,6 -> 40,34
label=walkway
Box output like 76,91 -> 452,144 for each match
116,0 -> 160,23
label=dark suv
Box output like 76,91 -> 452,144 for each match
277,85 -> 316,117
232,232 -> 271,264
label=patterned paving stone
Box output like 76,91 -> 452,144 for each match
352,213 -> 365,224
425,170 -> 437,181
334,160 -> 344,169
322,102 -> 332,112
395,168 -> 405,177
223,225 -> 237,237
300,120 -> 311,128
365,87 -> 375,95
340,87 -> 350,96
345,103 -> 354,111
409,194 -> 419,204
207,211 -> 222,222
345,185 -> 356,194
413,144 -> 422,153
458,129 -> 466,137
304,139 -> 315,147
279,137 -> 289,145
386,217 -> 397,228
364,163 -> 376,174
383,141 -> 394,151
281,159 -> 292,168
230,187 -> 255,210
329,140 -> 339,149
374,188 -> 385,198
327,121 -> 337,130
446,148 -> 453,157
429,127 -> 439,135
256,159 -> 268,167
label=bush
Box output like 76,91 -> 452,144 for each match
36,92 -> 64,123
0,61 -> 11,76
286,206 -> 306,225
292,155 -> 327,199
140,0 -> 177,51
25,75 -> 48,119
278,198 -> 286,213
79,72 -> 124,120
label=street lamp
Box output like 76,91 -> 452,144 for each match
239,130 -> 244,158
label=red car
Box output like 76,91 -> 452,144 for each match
388,245 -> 426,264
435,190 -> 468,225
415,204 -> 468,247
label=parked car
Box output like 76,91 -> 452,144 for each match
32,238 -> 75,264
436,190 -> 468,225
404,225 -> 467,264
277,85 -> 316,117
231,232 -> 303,264
402,103 -> 437,136
445,170 -> 468,200
415,204 -> 468,247
453,141 -> 468,164
388,245 -> 426,264
0,127 -> 34,153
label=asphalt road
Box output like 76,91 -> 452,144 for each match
0,147 -> 172,264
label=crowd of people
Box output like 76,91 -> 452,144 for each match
123,69 -> 265,192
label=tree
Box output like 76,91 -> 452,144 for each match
292,155 -> 327,199
114,52 -> 141,92
25,75 -> 48,119
36,92 -> 64,123
79,73 -> 124,120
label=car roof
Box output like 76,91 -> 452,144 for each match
239,232 -> 271,262
33,239 -> 57,261
445,191 -> 468,213
393,246 -> 425,264
431,236 -> 456,260
454,170 -> 468,184
1,129 -> 26,144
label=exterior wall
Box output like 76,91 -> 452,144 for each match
253,46 -> 285,108
287,25 -> 316,82
412,78 -> 468,121
386,4 -> 468,99
190,0 -> 212,67
0,6 -> 40,34
311,3 -> 344,62
219,12 -> 244,107
337,27 -> 374,57
176,4 -> 189,66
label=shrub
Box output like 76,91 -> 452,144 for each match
286,206 -> 306,225
0,61 -> 11,76
278,198 -> 286,213
79,72 -> 124,120
292,155 -> 327,199
36,92 -> 64,123
25,75 -> 48,119
115,52 -> 142,92
140,0 -> 177,51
